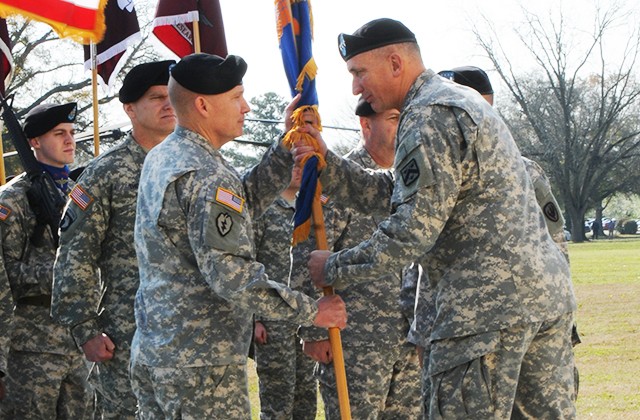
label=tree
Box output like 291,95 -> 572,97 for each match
2,2 -> 161,178
221,92 -> 288,171
474,3 -> 640,242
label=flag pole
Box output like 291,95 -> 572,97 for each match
0,120 -> 5,184
90,41 -> 100,156
192,20 -> 201,53
311,196 -> 352,419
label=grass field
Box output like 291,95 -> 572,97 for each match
248,236 -> 640,419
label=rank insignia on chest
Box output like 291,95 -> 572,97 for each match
216,187 -> 244,213
216,212 -> 233,236
0,204 -> 11,221
70,184 -> 93,211
400,158 -> 420,186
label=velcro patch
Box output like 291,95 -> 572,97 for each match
0,204 -> 11,221
543,202 -> 560,223
215,187 -> 244,213
70,185 -> 93,211
320,194 -> 329,205
400,158 -> 420,186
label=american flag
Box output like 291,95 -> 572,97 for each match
215,187 -> 243,213
70,184 -> 93,210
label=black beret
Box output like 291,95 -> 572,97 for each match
338,18 -> 417,61
23,102 -> 77,138
438,66 -> 494,95
355,96 -> 375,117
170,53 -> 247,95
119,60 -> 176,103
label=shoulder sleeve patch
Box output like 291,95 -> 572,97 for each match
215,187 -> 244,214
393,132 -> 435,204
0,204 -> 11,221
543,201 -> 560,223
69,184 -> 93,211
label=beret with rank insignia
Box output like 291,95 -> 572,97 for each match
23,102 -> 77,139
338,18 -> 417,61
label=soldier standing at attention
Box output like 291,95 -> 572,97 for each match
0,102 -> 92,418
0,254 -> 11,403
51,60 -> 176,419
308,18 -> 577,418
252,165 -> 320,420
130,53 -> 346,418
300,97 -> 423,419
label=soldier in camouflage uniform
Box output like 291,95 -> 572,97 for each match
129,53 -> 347,419
299,97 -> 422,419
51,60 -> 176,419
253,165 -> 319,420
309,19 -> 577,418
0,103 -> 91,418
0,253 -> 11,403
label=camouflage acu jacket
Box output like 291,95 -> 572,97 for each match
52,135 -> 147,349
131,126 -> 318,368
320,70 -> 576,343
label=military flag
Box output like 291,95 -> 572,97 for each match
153,0 -> 227,58
0,0 -> 107,44
83,0 -> 140,92
275,1 -> 351,417
0,17 -> 12,95
276,0 -> 317,107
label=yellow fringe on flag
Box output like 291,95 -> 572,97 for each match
295,58 -> 317,93
282,105 -> 325,169
283,105 -> 326,245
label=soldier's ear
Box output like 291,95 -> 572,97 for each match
28,137 -> 40,150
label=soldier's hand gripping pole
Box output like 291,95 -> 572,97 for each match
311,196 -> 351,420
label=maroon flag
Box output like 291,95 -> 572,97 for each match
153,0 -> 227,58
83,0 -> 141,92
0,17 -> 12,95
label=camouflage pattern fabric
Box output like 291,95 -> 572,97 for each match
320,70 -> 577,416
131,126 -> 319,414
298,144 -> 421,418
51,135 -> 147,418
429,313 -> 576,419
2,350 -> 90,419
317,343 -> 421,420
130,362 -> 251,419
522,156 -> 569,258
0,253 -> 11,379
253,198 -> 318,420
0,174 -> 91,418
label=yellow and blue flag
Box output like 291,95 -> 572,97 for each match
276,0 -> 323,245
276,0 -> 317,106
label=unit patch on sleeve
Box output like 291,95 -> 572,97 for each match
0,204 -> 11,221
215,187 -> 244,213
543,202 -> 560,223
70,184 -> 93,211
216,212 -> 233,236
400,158 -> 420,186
